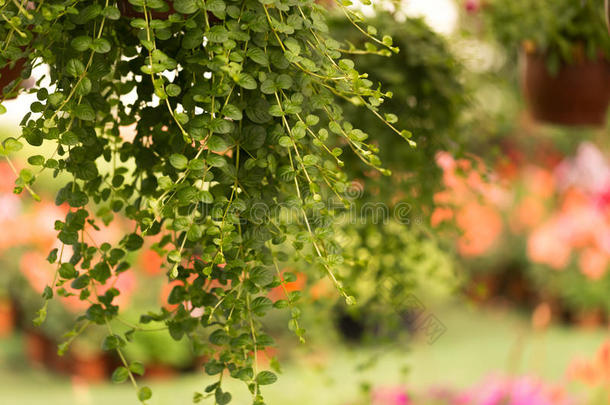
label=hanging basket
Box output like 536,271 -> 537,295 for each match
522,51 -> 610,127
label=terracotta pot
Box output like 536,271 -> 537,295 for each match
574,308 -> 606,329
144,363 -> 177,379
24,330 -> 53,367
0,59 -> 26,100
70,353 -> 110,381
0,299 -> 15,338
522,51 -> 610,127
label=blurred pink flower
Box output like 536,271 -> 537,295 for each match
97,270 -> 137,309
0,162 -> 15,193
456,375 -> 572,405
527,220 -> 571,270
555,142 -> 610,195
371,386 -> 411,405
465,0 -> 481,13
24,202 -> 68,250
20,250 -> 54,294
0,193 -> 21,221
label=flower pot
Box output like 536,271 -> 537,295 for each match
144,363 -> 177,379
522,51 -> 610,127
0,299 -> 15,337
0,59 -> 26,100
24,330 -> 53,367
574,308 -> 605,329
70,352 -> 110,381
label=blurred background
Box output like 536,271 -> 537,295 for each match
2,0 -> 610,404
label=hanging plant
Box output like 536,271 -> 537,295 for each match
473,0 -> 610,127
0,0 -> 412,403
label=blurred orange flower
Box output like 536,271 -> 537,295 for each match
579,248 -> 608,280
456,202 -> 502,257
268,271 -> 306,302
568,340 -> 610,388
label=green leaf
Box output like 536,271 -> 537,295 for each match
215,389 -> 231,405
173,0 -> 199,14
90,262 -> 111,283
74,104 -> 95,121
204,360 -> 224,375
222,104 -> 242,120
102,334 -> 125,351
276,74 -> 293,90
187,224 -> 203,241
66,59 -> 85,77
75,76 -> 92,96
302,155 -> 319,166
71,36 -> 92,52
168,250 -> 182,263
208,135 -> 228,152
122,233 -> 143,251
236,73 -> 257,90
169,154 -> 188,170
209,118 -> 234,134
284,38 -> 300,54
71,274 -> 90,289
206,155 -> 226,167
59,263 -> 78,279
384,113 -> 398,123
278,136 -> 292,148
138,386 -> 152,401
249,266 -> 274,287
166,84 -> 181,97
111,366 -> 129,383
33,304 -> 47,327
188,159 -> 206,171
102,6 -> 121,20
90,38 -> 111,54
1,137 -> 23,155
247,47 -> 269,66
256,371 -> 277,385
250,296 -> 273,315
260,79 -> 276,95
207,26 -> 229,43
130,361 -> 145,376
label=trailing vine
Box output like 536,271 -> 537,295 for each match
0,0 -> 412,403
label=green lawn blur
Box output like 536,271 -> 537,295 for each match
1,300 -> 605,405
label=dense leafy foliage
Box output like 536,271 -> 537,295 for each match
0,0 -> 414,402
328,11 -> 464,338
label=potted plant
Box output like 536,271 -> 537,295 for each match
477,0 -> 610,127
0,0 -> 414,402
